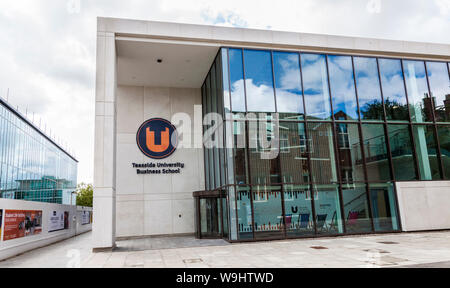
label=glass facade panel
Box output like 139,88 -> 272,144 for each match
335,123 -> 365,183
229,49 -> 246,112
313,184 -> 344,235
200,198 -> 221,238
307,122 -> 337,183
426,61 -> 450,123
361,124 -> 392,181
388,124 -> 417,181
369,183 -> 399,232
252,186 -> 283,239
301,54 -> 332,120
279,122 -> 309,184
378,59 -> 409,121
236,186 -> 253,240
283,184 -> 314,237
0,101 -> 77,204
328,55 -> 359,121
273,51 -> 304,120
412,125 -> 441,180
437,125 -> 450,179
233,121 -> 248,185
403,60 -> 433,123
200,49 -> 449,242
342,184 -> 372,233
354,57 -> 384,121
248,115 -> 281,185
243,49 -> 276,112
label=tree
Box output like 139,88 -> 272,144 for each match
76,183 -> 93,207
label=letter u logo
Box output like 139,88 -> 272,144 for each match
137,118 -> 177,159
146,127 -> 170,153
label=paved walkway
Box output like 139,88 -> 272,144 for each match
1,231 -> 450,268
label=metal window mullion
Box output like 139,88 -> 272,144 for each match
424,62 -> 445,179
325,55 -> 347,234
241,49 -> 255,239
400,60 -> 420,180
298,52 -> 317,235
271,51 -> 286,238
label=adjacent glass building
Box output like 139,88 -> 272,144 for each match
195,48 -> 450,241
0,98 -> 78,204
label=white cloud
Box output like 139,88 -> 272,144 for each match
0,0 -> 448,183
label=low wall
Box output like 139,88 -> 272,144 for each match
396,181 -> 450,232
0,199 -> 92,261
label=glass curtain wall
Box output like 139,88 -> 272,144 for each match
0,100 -> 78,204
200,48 -> 450,241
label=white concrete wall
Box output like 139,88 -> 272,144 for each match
396,181 -> 450,232
93,30 -> 117,249
0,199 -> 92,261
115,85 -> 204,238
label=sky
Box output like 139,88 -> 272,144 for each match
0,0 -> 449,184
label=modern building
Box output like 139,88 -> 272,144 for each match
0,98 -> 78,204
93,17 -> 450,250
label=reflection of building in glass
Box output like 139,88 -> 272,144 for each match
0,98 -> 78,204
197,47 -> 450,242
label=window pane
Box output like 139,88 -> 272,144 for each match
403,60 -> 433,122
369,183 -> 399,232
248,116 -> 281,185
253,186 -> 283,239
342,184 -> 372,233
273,51 -> 304,120
335,123 -> 365,183
328,55 -> 359,120
378,59 -> 409,121
222,48 -> 231,114
236,186 -> 253,240
229,49 -> 246,112
301,54 -> 332,120
426,61 -> 450,122
412,125 -> 441,180
313,184 -> 344,235
388,124 -> 417,181
200,198 -> 220,237
437,125 -> 450,179
361,124 -> 392,181
283,184 -> 314,237
307,122 -> 338,183
354,57 -> 384,121
279,122 -> 309,184
243,49 -> 276,112
233,121 -> 248,185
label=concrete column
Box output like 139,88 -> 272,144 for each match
92,29 -> 117,251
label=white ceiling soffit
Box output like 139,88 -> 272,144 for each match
117,39 -> 220,88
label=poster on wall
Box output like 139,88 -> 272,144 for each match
3,210 -> 42,241
48,211 -> 69,232
81,211 -> 90,225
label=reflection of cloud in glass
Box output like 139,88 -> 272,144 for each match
244,49 -> 276,112
403,60 -> 429,122
274,52 -> 303,115
379,59 -> 407,105
328,55 -> 358,120
301,53 -> 331,120
354,57 -> 383,120
230,79 -> 276,112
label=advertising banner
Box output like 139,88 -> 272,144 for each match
3,210 -> 42,241
48,211 -> 69,232
81,211 -> 90,225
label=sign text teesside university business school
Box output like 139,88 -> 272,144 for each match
134,118 -> 185,175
